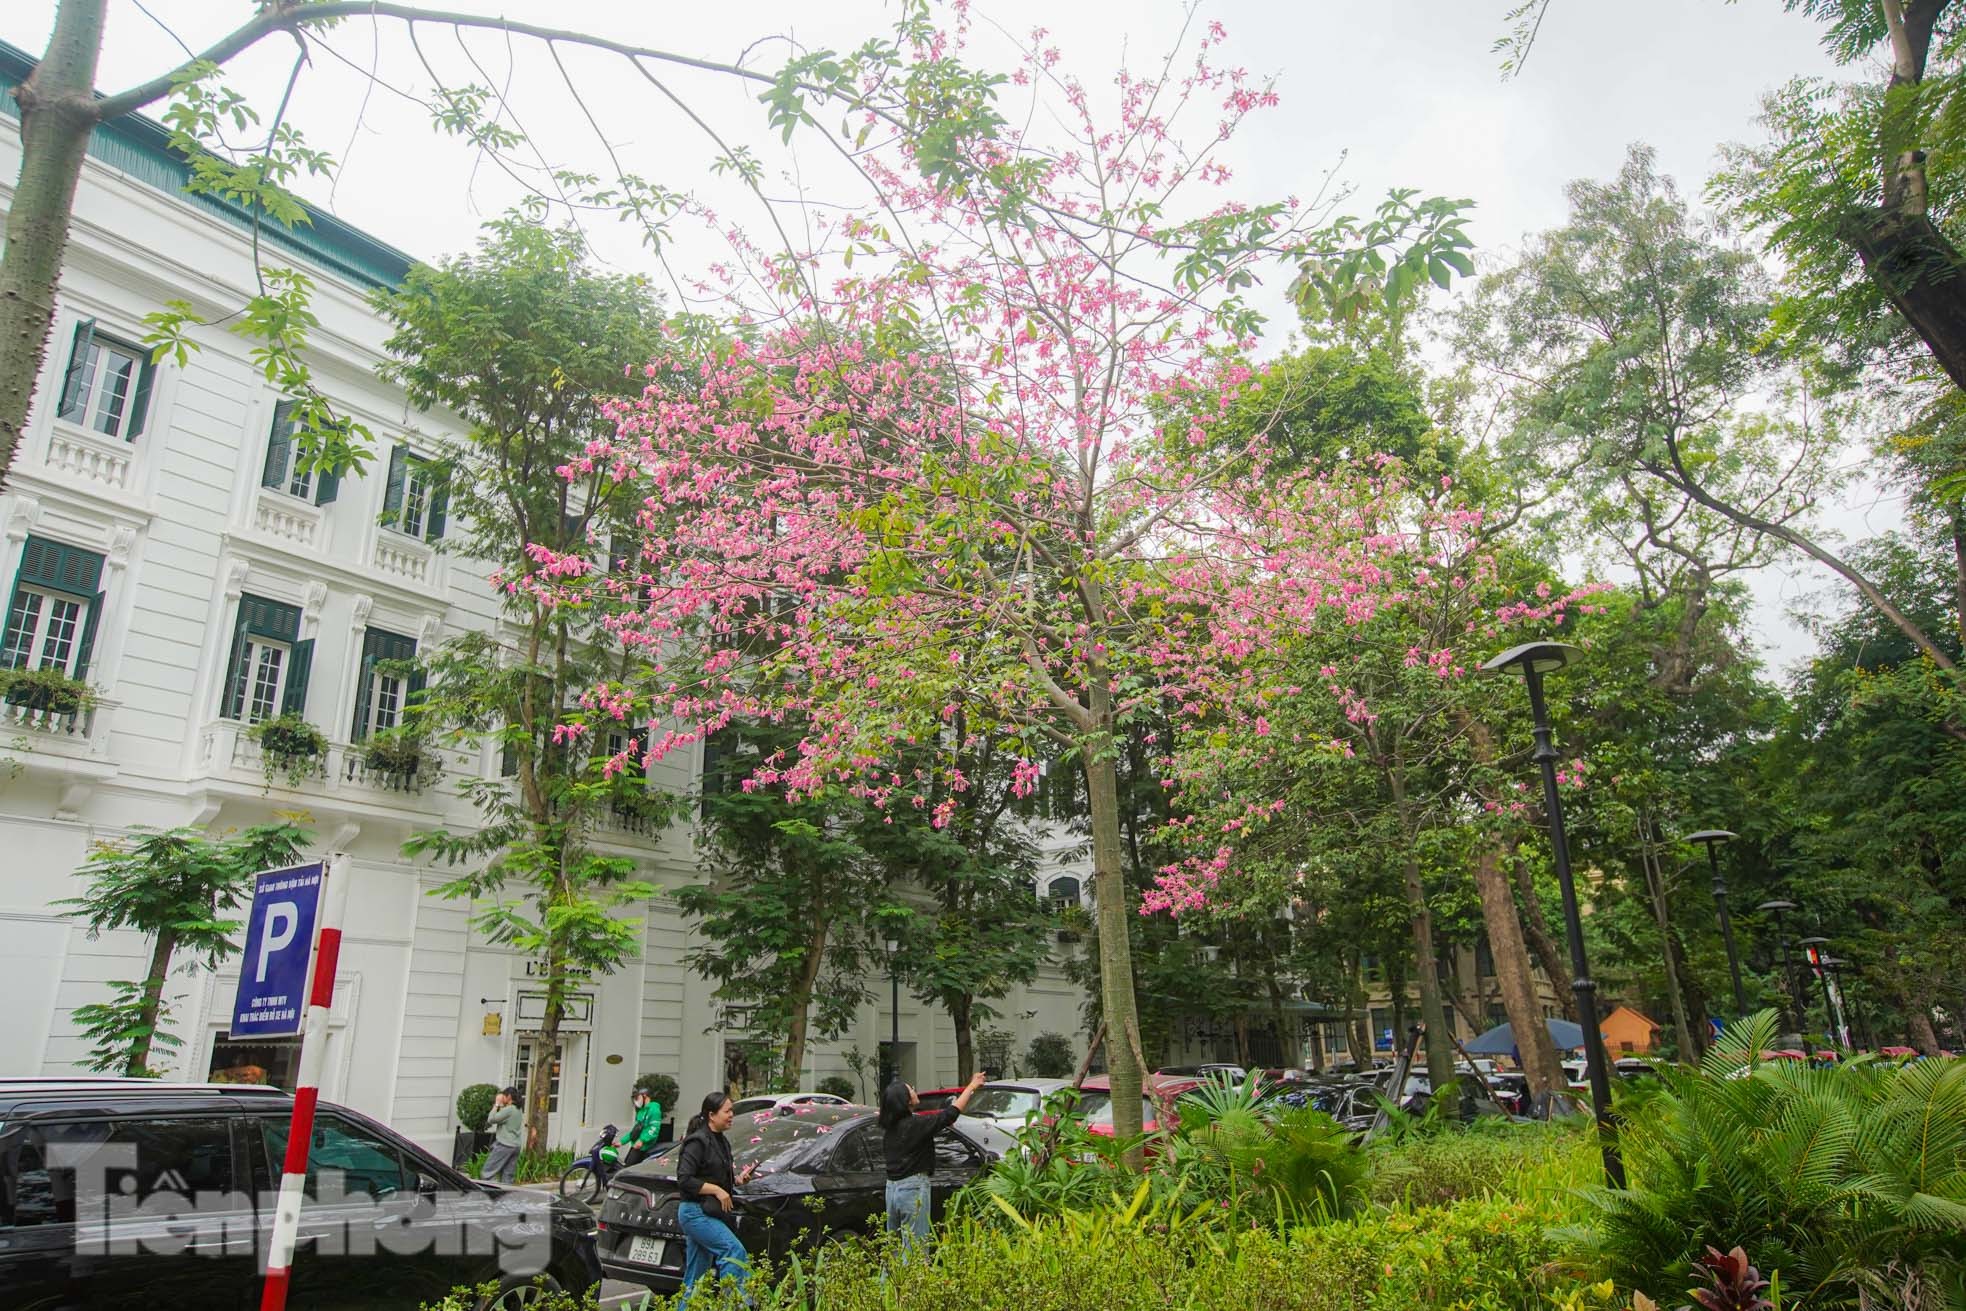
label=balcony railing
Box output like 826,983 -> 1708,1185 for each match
198,721 -> 470,801
2,695 -> 114,758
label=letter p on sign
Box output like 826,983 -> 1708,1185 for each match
256,902 -> 298,983
231,864 -> 325,1039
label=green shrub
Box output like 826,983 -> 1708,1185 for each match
634,1071 -> 680,1111
816,1074 -> 856,1101
1023,1031 -> 1075,1078
1568,1010 -> 1966,1309
460,1147 -> 573,1184
456,1083 -> 497,1133
1368,1118 -> 1591,1208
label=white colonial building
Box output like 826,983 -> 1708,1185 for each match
0,41 -> 1087,1156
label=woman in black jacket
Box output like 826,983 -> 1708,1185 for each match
878,1070 -> 985,1250
675,1089 -> 755,1305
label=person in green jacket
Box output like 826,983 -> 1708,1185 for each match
480,1086 -> 523,1183
624,1086 -> 663,1166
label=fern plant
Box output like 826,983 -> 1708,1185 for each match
1568,1010 -> 1966,1309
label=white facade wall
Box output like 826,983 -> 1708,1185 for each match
0,106 -> 1087,1155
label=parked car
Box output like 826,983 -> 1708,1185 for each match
1077,1073 -> 1202,1138
726,1091 -> 852,1119
597,1105 -> 1003,1294
957,1079 -> 1076,1131
0,1077 -> 601,1310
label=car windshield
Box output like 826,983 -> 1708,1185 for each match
1078,1092 -> 1155,1126
629,1108 -> 866,1180
964,1087 -> 1042,1120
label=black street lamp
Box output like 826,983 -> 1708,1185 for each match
1798,937 -> 1837,1051
884,934 -> 901,1091
1687,830 -> 1747,1019
1756,899 -> 1800,1041
1481,640 -> 1624,1188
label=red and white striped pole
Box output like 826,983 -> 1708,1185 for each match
260,852 -> 350,1311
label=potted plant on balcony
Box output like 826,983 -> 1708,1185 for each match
361,726 -> 433,789
0,665 -> 94,717
247,712 -> 327,789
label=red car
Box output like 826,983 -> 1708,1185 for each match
1078,1073 -> 1201,1137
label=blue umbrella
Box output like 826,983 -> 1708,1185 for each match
1463,1018 -> 1586,1055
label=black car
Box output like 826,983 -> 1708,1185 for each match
0,1077 -> 601,1310
598,1104 -> 1004,1293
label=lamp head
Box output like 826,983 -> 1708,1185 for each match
1756,900 -> 1797,914
1685,830 -> 1737,846
1797,936 -> 1830,947
884,936 -> 899,956
1480,641 -> 1581,677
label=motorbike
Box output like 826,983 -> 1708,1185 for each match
558,1123 -> 621,1203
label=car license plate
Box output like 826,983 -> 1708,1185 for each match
627,1234 -> 682,1268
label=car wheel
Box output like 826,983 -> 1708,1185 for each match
479,1273 -> 563,1310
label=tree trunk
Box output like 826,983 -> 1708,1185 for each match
951,993 -> 975,1083
1639,818 -> 1699,1062
779,909 -> 831,1091
1950,507 -> 1966,648
1397,853 -> 1456,1094
525,995 -> 562,1156
1347,952 -> 1371,1064
1471,840 -> 1567,1099
1,0 -> 110,489
127,926 -> 178,1077
1306,1014 -> 1326,1072
1840,205 -> 1966,394
1083,701 -> 1146,1160
1909,1003 -> 1942,1057
1511,847 -> 1578,1022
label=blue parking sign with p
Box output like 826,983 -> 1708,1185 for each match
230,863 -> 325,1038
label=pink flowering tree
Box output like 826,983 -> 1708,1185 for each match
545,16 -> 1479,1149
1146,467 -> 1607,1099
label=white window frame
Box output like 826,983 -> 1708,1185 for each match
363,663 -> 404,737
398,462 -> 432,539
2,585 -> 89,676
70,338 -> 146,441
240,636 -> 291,724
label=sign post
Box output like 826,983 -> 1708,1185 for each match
230,855 -> 348,1311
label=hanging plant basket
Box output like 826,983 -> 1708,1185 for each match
361,729 -> 434,788
247,713 -> 327,789
0,666 -> 93,716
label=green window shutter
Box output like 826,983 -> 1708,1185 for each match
425,467 -> 450,542
240,594 -> 302,643
315,465 -> 340,505
220,605 -> 251,719
351,650 -> 375,742
261,402 -> 294,490
381,445 -> 408,525
282,638 -> 314,717
71,590 -> 107,682
16,537 -> 106,596
125,355 -> 156,441
56,319 -> 96,420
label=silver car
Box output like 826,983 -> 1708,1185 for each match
959,1078 -> 1077,1131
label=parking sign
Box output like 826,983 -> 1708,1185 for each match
230,862 -> 325,1038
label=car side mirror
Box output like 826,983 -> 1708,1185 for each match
417,1172 -> 442,1200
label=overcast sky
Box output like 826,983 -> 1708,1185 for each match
5,1 -> 1892,673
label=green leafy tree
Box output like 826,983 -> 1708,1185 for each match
865,719 -> 1051,1082
377,213 -> 673,1153
683,717 -> 892,1092
59,820 -> 308,1075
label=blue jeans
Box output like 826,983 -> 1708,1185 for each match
884,1173 -> 931,1250
677,1200 -> 750,1306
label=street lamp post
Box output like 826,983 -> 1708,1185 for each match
1481,641 -> 1624,1188
884,935 -> 901,1092
1687,830 -> 1747,1018
1798,937 -> 1837,1051
1756,900 -> 1799,1041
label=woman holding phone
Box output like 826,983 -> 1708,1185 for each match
674,1089 -> 756,1304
